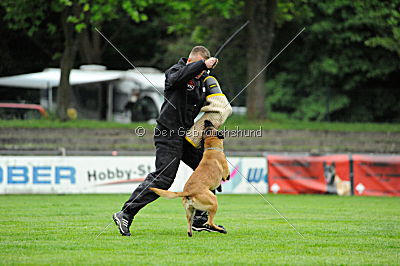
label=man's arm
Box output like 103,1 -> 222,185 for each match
165,60 -> 207,89
165,58 -> 218,90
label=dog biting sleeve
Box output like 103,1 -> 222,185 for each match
185,76 -> 233,148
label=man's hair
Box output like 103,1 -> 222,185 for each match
189,46 -> 211,60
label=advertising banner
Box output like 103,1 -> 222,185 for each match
353,155 -> 400,196
221,157 -> 268,194
267,154 -> 351,195
0,156 -> 154,194
0,156 -> 267,194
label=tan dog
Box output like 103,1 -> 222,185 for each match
150,120 -> 230,237
335,176 -> 351,196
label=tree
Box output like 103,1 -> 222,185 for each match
1,0 -> 149,120
245,0 -> 277,119
162,0 -> 279,119
266,0 -> 400,122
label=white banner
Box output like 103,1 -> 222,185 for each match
0,156 -> 267,194
221,157 -> 268,194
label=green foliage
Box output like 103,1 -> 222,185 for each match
266,0 -> 400,122
1,0 -> 399,122
275,0 -> 312,26
1,0 -> 152,42
1,0 -> 48,36
354,1 -> 400,56
164,0 -> 243,37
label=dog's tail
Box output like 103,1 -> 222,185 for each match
150,188 -> 190,199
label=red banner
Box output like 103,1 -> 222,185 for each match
353,155 -> 400,196
267,155 -> 351,195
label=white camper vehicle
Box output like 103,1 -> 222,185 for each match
0,65 -> 165,123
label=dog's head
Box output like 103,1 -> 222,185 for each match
203,120 -> 224,148
323,162 -> 336,184
323,162 -> 336,183
204,120 -> 224,139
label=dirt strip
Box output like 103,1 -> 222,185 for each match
0,127 -> 399,154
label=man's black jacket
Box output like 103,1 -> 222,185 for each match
157,58 -> 210,131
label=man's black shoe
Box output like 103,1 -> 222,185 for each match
192,222 -> 227,234
113,211 -> 132,236
192,211 -> 227,233
192,211 -> 208,225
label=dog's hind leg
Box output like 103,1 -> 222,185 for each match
183,197 -> 195,237
186,207 -> 195,237
193,191 -> 226,233
205,201 -> 225,232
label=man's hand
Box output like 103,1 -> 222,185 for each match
205,57 -> 218,69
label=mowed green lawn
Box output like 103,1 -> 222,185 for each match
0,194 -> 399,265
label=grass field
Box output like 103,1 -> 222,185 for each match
0,194 -> 399,265
1,114 -> 400,132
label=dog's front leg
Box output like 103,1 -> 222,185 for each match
221,158 -> 230,181
206,203 -> 225,232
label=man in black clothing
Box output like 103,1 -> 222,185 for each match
113,46 -> 225,236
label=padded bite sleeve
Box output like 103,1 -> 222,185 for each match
185,76 -> 232,148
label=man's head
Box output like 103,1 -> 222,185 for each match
187,46 -> 211,79
187,46 -> 211,64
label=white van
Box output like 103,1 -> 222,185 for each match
0,65 -> 165,123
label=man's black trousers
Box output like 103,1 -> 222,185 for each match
122,123 -> 204,217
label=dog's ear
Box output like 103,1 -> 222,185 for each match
204,120 -> 214,128
217,131 -> 224,139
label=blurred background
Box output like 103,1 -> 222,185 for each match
0,0 -> 399,123
0,1 -> 399,199
1,3 -> 399,260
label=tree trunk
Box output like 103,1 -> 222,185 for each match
79,25 -> 103,64
57,6 -> 79,121
245,0 -> 277,120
